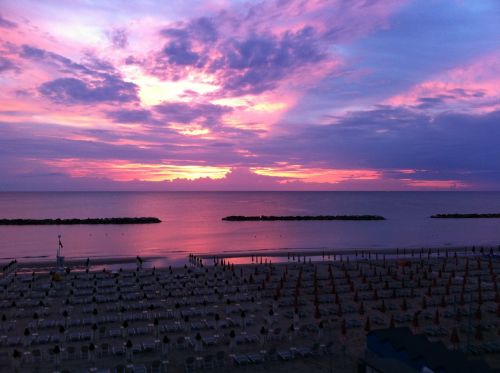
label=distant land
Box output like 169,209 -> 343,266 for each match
0,217 -> 162,225
431,213 -> 500,219
222,215 -> 386,221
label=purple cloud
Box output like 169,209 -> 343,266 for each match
158,17 -> 218,68
162,39 -> 201,66
108,28 -> 129,49
39,76 -> 139,104
0,56 -> 17,73
152,14 -> 326,95
154,102 -> 232,126
20,45 -> 96,76
106,109 -> 152,123
19,44 -> 140,105
0,14 -> 16,29
215,26 -> 325,94
253,106 -> 500,187
161,16 -> 218,44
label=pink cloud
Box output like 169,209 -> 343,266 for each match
387,52 -> 500,113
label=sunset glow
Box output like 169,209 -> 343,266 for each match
1,0 -> 500,190
43,159 -> 230,182
252,166 -> 382,184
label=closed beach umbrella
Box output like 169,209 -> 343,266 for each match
268,308 -> 274,325
293,309 -> 299,326
318,321 -> 324,340
162,335 -> 170,355
154,318 -> 159,338
389,314 -> 395,328
11,349 -> 21,372
433,309 -> 440,325
475,326 -> 483,341
358,301 -> 365,315
214,313 -> 220,331
379,300 -> 386,313
125,339 -> 133,362
401,298 -> 408,311
229,329 -> 236,350
195,332 -> 202,352
53,345 -> 61,367
450,328 -> 460,350
122,320 -> 129,338
89,343 -> 95,363
421,297 -> 427,310
314,303 -> 321,320
288,323 -> 295,341
240,310 -> 246,330
91,323 -> 97,341
58,326 -> 66,342
32,312 -> 39,331
62,310 -> 69,328
412,312 -> 419,331
23,328 -> 31,348
475,306 -> 482,321
260,326 -> 267,345
364,316 -> 371,332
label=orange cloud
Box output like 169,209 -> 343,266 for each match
252,164 -> 381,183
42,158 -> 230,182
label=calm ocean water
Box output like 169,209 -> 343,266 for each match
0,192 -> 500,264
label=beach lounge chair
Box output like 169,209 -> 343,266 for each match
277,349 -> 293,360
185,356 -> 196,372
247,352 -> 264,363
233,353 -> 250,365
150,360 -> 162,373
203,354 -> 214,369
215,350 -> 225,367
132,364 -> 147,373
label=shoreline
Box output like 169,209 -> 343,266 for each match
2,244 -> 498,272
194,244 -> 499,259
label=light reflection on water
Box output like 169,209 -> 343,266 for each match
0,191 -> 499,266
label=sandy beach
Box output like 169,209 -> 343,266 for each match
0,251 -> 499,372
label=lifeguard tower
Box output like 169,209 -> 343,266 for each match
56,234 -> 65,273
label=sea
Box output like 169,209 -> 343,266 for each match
0,191 -> 500,265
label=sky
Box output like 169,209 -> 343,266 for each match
1,0 -> 500,191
